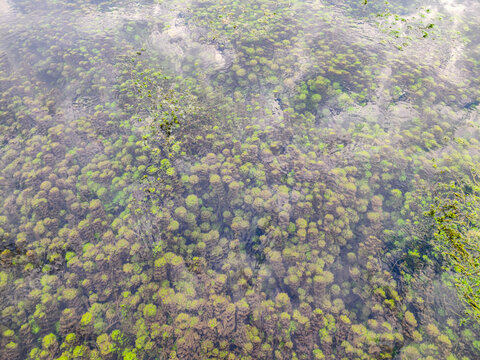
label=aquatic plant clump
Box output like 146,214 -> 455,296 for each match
1,0 -> 480,359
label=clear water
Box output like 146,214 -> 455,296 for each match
1,0 -> 480,359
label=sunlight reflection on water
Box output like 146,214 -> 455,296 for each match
0,0 -> 11,16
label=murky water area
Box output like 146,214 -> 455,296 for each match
1,0 -> 480,359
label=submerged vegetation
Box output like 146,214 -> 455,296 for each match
1,0 -> 480,359
427,169 -> 480,320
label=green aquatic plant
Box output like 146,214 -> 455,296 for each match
427,169 -> 480,320
0,0 -> 480,359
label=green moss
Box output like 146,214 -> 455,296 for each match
81,312 -> 93,326
185,194 -> 199,209
62,288 -> 78,301
167,220 -> 180,231
6,342 -> 18,350
123,350 -> 138,360
208,318 -> 218,329
0,271 -> 8,288
404,311 -> 417,327
97,334 -> 114,355
42,333 -> 57,349
143,304 -> 157,318
3,329 -> 14,337
65,333 -> 76,344
287,222 -> 296,234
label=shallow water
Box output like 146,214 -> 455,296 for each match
1,0 -> 480,359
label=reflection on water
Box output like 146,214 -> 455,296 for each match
0,0 -> 11,16
1,0 -> 480,359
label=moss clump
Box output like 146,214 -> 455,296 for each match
154,257 -> 167,268
62,288 -> 78,301
143,304 -> 157,318
185,195 -> 199,210
0,271 -> 8,289
6,342 -> 18,350
42,333 -> 57,349
404,311 -> 417,327
81,312 -> 93,326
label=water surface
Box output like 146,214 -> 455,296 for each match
1,0 -> 480,359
